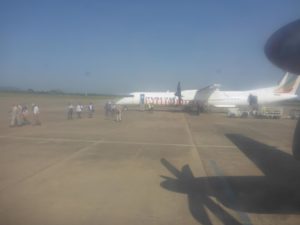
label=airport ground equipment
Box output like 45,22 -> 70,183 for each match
227,107 -> 283,119
256,107 -> 283,119
289,109 -> 300,120
227,108 -> 249,118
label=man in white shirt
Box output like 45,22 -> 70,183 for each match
33,104 -> 41,125
115,105 -> 122,122
67,103 -> 74,120
88,103 -> 94,118
76,104 -> 82,119
10,104 -> 18,127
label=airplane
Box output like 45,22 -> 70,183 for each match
116,72 -> 300,110
116,82 -> 198,107
200,72 -> 300,109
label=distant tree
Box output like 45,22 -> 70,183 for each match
49,89 -> 64,95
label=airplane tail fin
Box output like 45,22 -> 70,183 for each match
175,82 -> 182,104
274,72 -> 300,94
277,72 -> 289,86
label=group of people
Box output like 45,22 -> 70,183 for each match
10,103 -> 41,127
105,101 -> 123,122
67,102 -> 123,122
67,101 -> 123,122
67,103 -> 95,120
9,101 -> 123,127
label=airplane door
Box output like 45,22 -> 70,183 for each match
139,94 -> 145,110
248,94 -> 258,106
140,94 -> 145,105
248,94 -> 258,110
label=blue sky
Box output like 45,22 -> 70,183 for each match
1,0 -> 300,94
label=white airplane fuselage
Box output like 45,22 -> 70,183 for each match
117,88 -> 297,108
116,73 -> 300,108
208,87 -> 298,108
116,90 -> 198,106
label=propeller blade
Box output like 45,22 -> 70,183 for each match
160,158 -> 182,179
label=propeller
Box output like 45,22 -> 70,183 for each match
265,19 -> 300,75
264,19 -> 300,160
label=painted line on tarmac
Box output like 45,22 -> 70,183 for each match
209,160 -> 253,225
0,140 -> 103,193
183,115 -> 251,224
101,140 -> 237,149
0,135 -> 237,149
182,114 -> 210,177
0,135 -> 96,143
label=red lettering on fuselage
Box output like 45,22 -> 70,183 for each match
144,96 -> 190,105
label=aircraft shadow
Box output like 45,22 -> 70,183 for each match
160,134 -> 300,224
126,108 -> 183,113
126,107 -> 201,116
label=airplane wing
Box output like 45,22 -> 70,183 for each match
194,84 -> 220,104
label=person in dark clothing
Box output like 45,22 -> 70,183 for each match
67,103 -> 74,120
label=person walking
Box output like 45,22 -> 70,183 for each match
16,104 -> 23,126
88,102 -> 94,118
10,104 -> 18,127
67,103 -> 74,120
21,106 -> 30,125
115,105 -> 122,122
33,104 -> 41,125
76,104 -> 82,119
111,103 -> 116,120
80,104 -> 84,117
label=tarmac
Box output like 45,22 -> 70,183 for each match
0,95 -> 300,225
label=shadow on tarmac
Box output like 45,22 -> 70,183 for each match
125,103 -> 203,114
127,108 -> 201,116
160,134 -> 300,225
